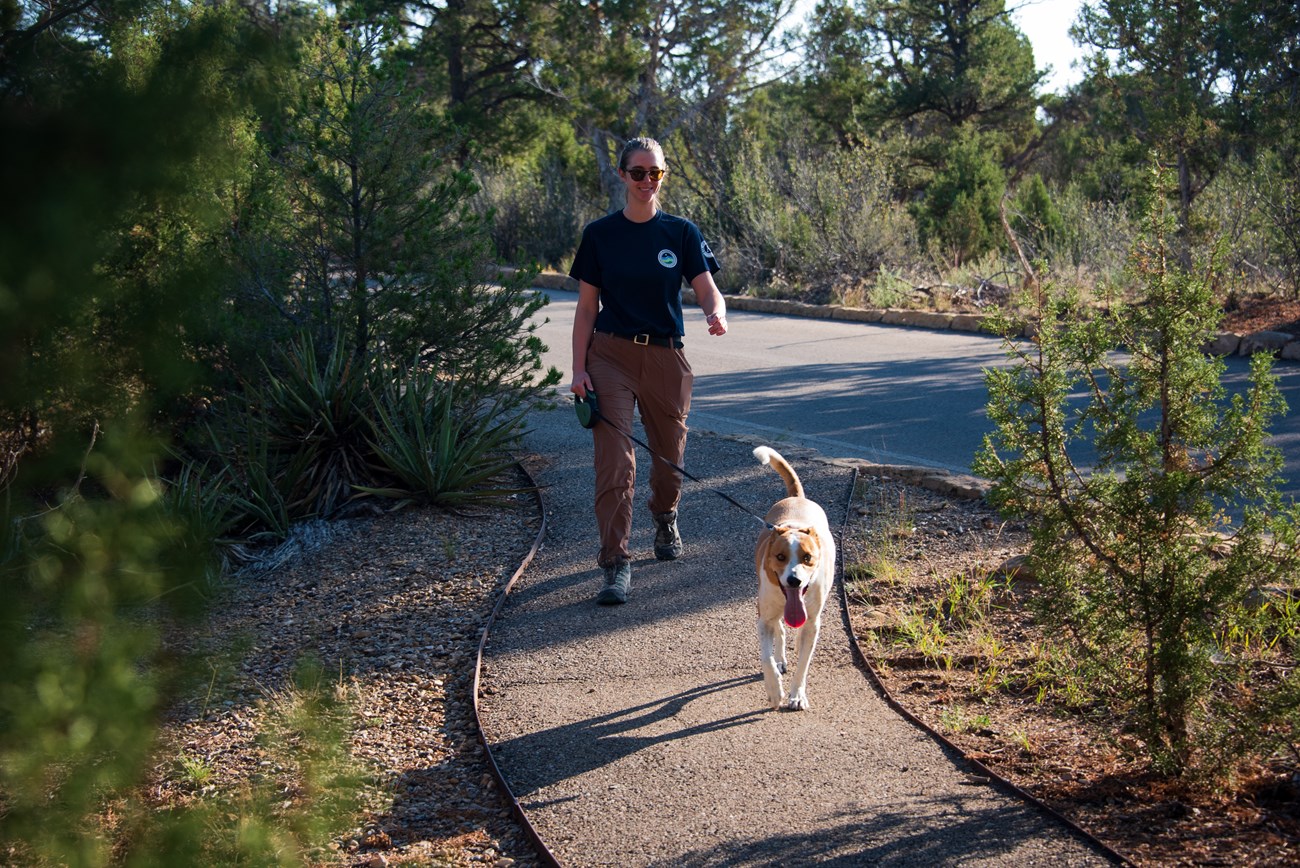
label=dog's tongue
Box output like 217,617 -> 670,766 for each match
783,586 -> 807,629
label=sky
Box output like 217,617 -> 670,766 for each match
1008,0 -> 1088,93
790,0 -> 1091,95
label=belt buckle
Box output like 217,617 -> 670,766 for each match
633,333 -> 650,346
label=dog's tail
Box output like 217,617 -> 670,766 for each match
753,446 -> 805,499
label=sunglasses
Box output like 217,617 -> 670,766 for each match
625,166 -> 666,182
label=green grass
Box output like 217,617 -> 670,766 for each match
939,705 -> 992,734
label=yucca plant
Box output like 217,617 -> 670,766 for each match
201,408 -> 295,543
244,332 -> 372,520
158,458 -> 237,592
360,363 -> 529,508
191,332 -> 367,543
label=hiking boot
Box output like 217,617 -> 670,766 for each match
596,561 -> 632,605
653,510 -> 683,560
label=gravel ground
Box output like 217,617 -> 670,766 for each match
476,401 -> 1116,866
149,494 -> 544,866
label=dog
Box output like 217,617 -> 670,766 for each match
752,446 -> 836,711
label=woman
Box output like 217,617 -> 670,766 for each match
568,137 -> 729,605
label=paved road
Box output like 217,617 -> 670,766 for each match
531,288 -> 1300,502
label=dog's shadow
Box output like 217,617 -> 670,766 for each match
488,673 -> 765,796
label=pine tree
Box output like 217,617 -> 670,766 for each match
975,166 -> 1300,773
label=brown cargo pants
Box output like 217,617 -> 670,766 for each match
585,331 -> 694,568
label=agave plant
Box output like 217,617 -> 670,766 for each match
246,332 -> 373,520
219,421 -> 296,542
360,363 -> 530,509
158,457 -> 240,588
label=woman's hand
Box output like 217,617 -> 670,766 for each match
570,371 -> 593,397
692,271 -> 728,337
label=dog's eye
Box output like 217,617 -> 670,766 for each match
801,553 -> 813,565
775,553 -> 787,563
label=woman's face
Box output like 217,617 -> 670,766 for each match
619,147 -> 666,207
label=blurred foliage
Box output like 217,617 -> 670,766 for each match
1,1 -> 275,480
0,3 -> 356,862
0,2 -> 554,862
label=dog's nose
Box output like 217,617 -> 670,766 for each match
785,575 -> 801,588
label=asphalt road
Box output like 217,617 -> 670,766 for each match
530,288 -> 1300,502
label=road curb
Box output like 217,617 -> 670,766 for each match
522,269 -> 1295,363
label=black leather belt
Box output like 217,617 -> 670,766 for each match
596,331 -> 683,349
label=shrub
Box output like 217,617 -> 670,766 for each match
0,428 -> 211,865
975,167 -> 1300,774
195,332 -> 537,545
1008,174 -> 1065,260
477,153 -> 595,270
1195,151 -> 1300,298
913,128 -> 1007,267
711,133 -> 916,298
1039,183 -> 1138,298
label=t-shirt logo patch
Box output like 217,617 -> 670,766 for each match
657,249 -> 678,268
701,239 -> 714,260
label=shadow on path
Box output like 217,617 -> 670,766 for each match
496,675 -> 765,796
659,795 -> 1080,867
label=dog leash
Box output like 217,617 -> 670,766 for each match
574,390 -> 775,530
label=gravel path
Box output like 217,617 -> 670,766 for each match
478,401 -> 1117,867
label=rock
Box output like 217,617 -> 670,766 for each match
995,554 -> 1036,582
1245,585 -> 1298,610
831,305 -> 886,323
948,313 -> 989,332
881,309 -> 955,330
1238,330 -> 1294,356
1204,331 -> 1242,355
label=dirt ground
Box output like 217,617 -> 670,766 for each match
146,494 -> 544,867
1221,295 -> 1300,336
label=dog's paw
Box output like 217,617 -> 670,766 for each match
777,660 -> 788,676
784,690 -> 811,711
763,677 -> 785,710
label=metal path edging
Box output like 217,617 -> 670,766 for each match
472,460 -> 564,868
836,466 -> 1135,867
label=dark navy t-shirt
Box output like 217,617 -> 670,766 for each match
568,210 -> 721,337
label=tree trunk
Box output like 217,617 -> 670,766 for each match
1176,149 -> 1194,266
350,160 -> 369,359
586,126 -> 624,214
